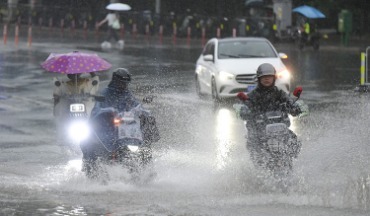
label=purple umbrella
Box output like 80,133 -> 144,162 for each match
41,51 -> 111,74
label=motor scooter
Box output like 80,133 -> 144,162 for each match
56,93 -> 104,143
80,98 -> 160,180
53,75 -> 102,146
234,87 -> 308,190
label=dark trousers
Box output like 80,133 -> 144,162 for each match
106,27 -> 119,42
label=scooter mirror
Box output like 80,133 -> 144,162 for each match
293,86 -> 303,98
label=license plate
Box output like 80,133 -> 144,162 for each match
246,85 -> 256,92
70,103 -> 85,113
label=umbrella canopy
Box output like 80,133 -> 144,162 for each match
293,5 -> 326,19
106,3 -> 131,11
41,51 -> 111,74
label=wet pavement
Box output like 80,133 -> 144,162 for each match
0,27 -> 370,215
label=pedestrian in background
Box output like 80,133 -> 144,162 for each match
96,10 -> 124,49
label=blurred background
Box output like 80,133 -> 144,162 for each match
1,0 -> 368,41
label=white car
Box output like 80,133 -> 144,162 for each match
195,37 -> 291,100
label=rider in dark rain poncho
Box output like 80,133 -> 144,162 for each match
90,67 -> 160,146
240,63 -> 302,168
80,68 -> 159,175
91,68 -> 139,114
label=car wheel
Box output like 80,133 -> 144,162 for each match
195,75 -> 205,99
211,78 -> 220,102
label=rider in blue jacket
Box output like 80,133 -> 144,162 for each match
81,68 -> 159,177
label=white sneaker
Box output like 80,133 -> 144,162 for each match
117,40 -> 125,50
101,41 -> 112,49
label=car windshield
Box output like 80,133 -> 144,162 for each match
218,41 -> 277,59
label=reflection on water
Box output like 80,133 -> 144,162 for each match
65,159 -> 82,172
215,108 -> 234,170
54,205 -> 88,216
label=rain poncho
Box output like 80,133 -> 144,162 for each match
242,85 -> 302,159
243,85 -> 301,128
92,85 -> 140,114
91,81 -> 160,148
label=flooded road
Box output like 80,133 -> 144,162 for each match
0,40 -> 369,215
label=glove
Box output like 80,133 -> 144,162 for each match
295,100 -> 309,118
233,103 -> 250,119
293,86 -> 303,98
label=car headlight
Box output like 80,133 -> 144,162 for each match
276,69 -> 290,80
68,121 -> 90,142
219,71 -> 234,81
127,145 -> 139,152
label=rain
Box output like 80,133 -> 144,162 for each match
1,0 -> 370,215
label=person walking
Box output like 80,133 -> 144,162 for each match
97,10 -> 124,49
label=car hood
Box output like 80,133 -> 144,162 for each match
216,58 -> 286,75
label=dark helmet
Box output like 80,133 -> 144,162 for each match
112,68 -> 131,83
256,63 -> 276,78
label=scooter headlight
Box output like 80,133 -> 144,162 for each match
127,145 -> 139,152
68,121 -> 90,142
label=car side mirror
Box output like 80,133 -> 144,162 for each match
293,86 -> 302,98
279,53 -> 288,60
203,54 -> 213,62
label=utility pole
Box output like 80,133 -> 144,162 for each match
155,0 -> 161,15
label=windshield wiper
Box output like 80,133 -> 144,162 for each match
238,54 -> 266,58
219,53 -> 240,58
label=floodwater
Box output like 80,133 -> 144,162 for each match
0,38 -> 370,215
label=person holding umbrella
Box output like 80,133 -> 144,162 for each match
97,10 -> 123,49
52,73 -> 99,117
41,51 -> 111,119
97,3 -> 131,50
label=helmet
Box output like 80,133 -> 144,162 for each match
112,68 -> 131,83
256,63 -> 276,78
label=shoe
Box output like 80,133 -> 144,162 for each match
117,40 -> 124,50
101,41 -> 112,49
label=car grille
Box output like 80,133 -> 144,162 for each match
229,88 -> 249,94
235,74 -> 257,84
